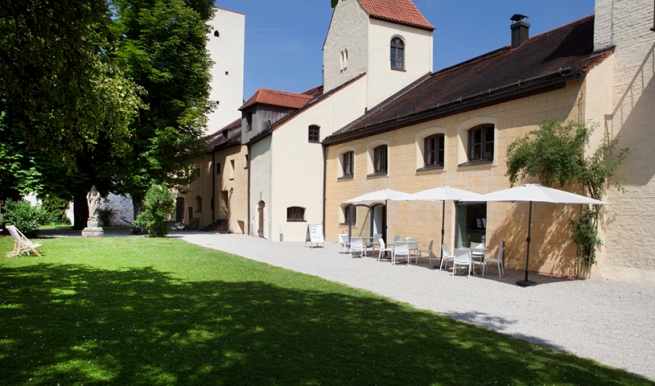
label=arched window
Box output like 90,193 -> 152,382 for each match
342,151 -> 354,177
344,205 -> 356,224
308,125 -> 320,142
424,134 -> 445,167
374,145 -> 388,173
390,37 -> 404,70
468,124 -> 494,161
287,207 -> 305,221
214,31 -> 220,37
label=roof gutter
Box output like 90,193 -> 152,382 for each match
323,68 -> 581,146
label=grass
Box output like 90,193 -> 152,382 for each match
0,236 -> 652,386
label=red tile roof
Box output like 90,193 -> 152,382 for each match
324,15 -> 611,145
239,88 -> 313,111
359,0 -> 434,31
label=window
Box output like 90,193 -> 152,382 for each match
344,205 -> 356,224
216,162 -> 221,175
308,125 -> 320,142
468,125 -> 494,162
424,134 -> 445,167
229,159 -> 235,180
342,151 -> 354,177
214,31 -> 219,37
390,37 -> 404,70
374,145 -> 388,173
246,111 -> 253,132
245,154 -> 249,169
287,207 -> 305,221
195,196 -> 202,212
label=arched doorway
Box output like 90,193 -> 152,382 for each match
371,204 -> 387,242
258,201 -> 265,238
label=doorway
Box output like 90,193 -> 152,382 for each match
455,202 -> 487,248
258,201 -> 265,238
175,197 -> 184,223
371,204 -> 387,242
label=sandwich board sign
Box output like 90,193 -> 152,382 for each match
305,224 -> 324,248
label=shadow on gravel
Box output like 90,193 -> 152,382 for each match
0,263 -> 652,385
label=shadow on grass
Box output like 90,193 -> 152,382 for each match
0,264 -> 651,385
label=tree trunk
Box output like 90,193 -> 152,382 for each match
132,194 -> 144,234
73,193 -> 89,230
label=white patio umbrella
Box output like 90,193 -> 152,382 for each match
461,184 -> 608,286
343,189 -> 410,244
391,186 -> 481,265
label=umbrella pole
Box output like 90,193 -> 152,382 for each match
517,201 -> 537,287
437,200 -> 445,268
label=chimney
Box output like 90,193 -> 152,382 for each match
510,14 -> 530,48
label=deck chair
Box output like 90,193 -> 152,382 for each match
6,225 -> 42,257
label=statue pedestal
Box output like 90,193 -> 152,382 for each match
82,227 -> 104,238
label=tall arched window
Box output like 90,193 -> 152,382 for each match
390,37 -> 404,70
374,145 -> 388,173
424,134 -> 445,167
468,124 -> 494,162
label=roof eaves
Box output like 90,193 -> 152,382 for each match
369,15 -> 435,31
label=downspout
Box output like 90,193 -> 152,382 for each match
322,142 -> 327,240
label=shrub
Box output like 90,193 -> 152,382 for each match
41,196 -> 71,225
3,199 -> 48,238
133,185 -> 175,237
98,208 -> 114,227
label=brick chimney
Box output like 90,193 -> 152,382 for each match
510,14 -> 530,48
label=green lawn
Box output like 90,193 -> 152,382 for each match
0,236 -> 651,386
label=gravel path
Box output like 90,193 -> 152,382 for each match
178,232 -> 655,381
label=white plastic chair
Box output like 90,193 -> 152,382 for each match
420,240 -> 435,265
439,244 -> 454,270
338,234 -> 350,254
392,241 -> 409,265
371,233 -> 382,253
6,225 -> 42,257
452,248 -> 472,277
484,241 -> 505,277
392,235 -> 401,246
405,237 -> 419,264
349,237 -> 366,258
377,238 -> 394,262
470,242 -> 485,275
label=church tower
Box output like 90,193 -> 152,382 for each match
323,0 -> 434,108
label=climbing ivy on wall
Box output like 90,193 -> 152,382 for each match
506,120 -> 632,279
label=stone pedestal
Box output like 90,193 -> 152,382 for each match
82,227 -> 104,238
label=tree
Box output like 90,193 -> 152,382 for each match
133,185 -> 176,237
506,120 -> 631,278
108,0 -> 213,225
0,0 -> 143,171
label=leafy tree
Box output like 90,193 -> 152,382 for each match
506,120 -> 631,278
0,0 -> 144,171
133,185 -> 176,237
108,0 -> 213,223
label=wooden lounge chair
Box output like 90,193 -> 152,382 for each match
6,225 -> 42,257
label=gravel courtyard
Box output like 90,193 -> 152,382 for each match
178,232 -> 655,381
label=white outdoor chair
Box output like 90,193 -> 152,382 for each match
392,241 -> 410,265
6,225 -> 42,257
377,238 -> 394,262
470,242 -> 486,275
405,237 -> 419,264
452,248 -> 472,277
419,240 -> 435,265
484,241 -> 505,277
370,233 -> 382,254
338,234 -> 350,254
349,237 -> 367,258
392,235 -> 401,246
439,244 -> 454,271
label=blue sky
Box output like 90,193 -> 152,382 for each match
215,0 -> 595,99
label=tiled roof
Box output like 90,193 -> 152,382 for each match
302,85 -> 324,98
239,88 -> 313,111
359,0 -> 434,31
324,15 -> 611,144
206,118 -> 242,150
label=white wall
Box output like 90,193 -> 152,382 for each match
249,136 -> 273,239
323,0 -> 369,92
269,76 -> 368,242
206,8 -> 245,133
594,0 -> 655,284
366,19 -> 433,108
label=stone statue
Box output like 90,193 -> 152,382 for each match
86,186 -> 101,228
